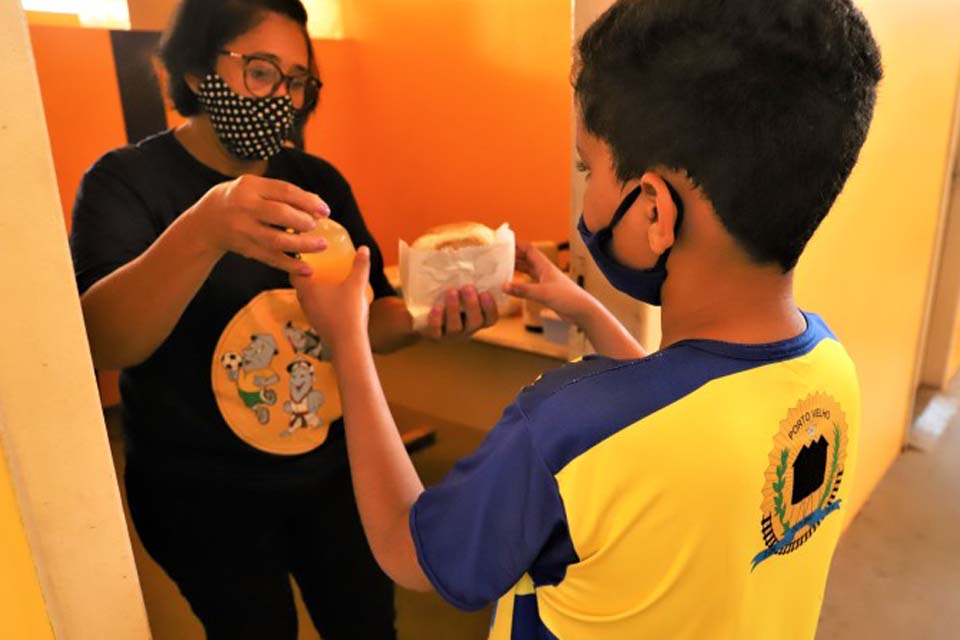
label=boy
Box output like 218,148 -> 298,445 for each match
293,0 -> 882,637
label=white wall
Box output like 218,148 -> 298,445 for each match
0,2 -> 149,637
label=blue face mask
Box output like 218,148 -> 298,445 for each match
577,182 -> 684,306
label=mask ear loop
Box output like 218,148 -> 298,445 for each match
608,178 -> 684,235
608,186 -> 644,231
662,181 -> 685,229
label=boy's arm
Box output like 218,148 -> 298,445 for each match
332,327 -> 433,592
507,244 -> 646,360
294,248 -> 432,592
295,248 -> 570,608
572,296 -> 648,360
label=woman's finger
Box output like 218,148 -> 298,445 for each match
479,292 -> 499,328
258,227 -> 328,255
258,177 -> 330,216
257,200 -> 320,233
426,305 -> 444,340
444,289 -> 464,335
246,245 -> 313,276
460,286 -> 484,334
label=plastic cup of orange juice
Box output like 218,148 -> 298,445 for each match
299,218 -> 374,302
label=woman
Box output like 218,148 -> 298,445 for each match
69,1 -> 497,637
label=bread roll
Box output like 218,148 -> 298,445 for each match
412,222 -> 497,251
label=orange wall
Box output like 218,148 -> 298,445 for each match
29,26 -> 127,230
31,3 -> 573,262
305,0 -> 573,263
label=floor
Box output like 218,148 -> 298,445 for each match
108,389 -> 960,640
816,385 -> 960,639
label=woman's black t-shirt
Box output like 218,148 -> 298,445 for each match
70,131 -> 396,487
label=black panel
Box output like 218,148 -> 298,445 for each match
110,30 -> 167,144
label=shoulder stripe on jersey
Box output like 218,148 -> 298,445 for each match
517,311 -> 836,474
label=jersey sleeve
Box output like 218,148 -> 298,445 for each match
409,402 -> 571,611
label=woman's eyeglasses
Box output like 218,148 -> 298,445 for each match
219,50 -> 322,111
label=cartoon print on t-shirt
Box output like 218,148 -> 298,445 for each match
230,333 -> 281,425
220,351 -> 242,381
284,321 -> 324,360
282,358 -> 325,436
212,290 -> 342,456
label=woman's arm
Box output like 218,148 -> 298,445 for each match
81,175 -> 329,369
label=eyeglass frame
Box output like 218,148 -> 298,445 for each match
218,50 -> 323,111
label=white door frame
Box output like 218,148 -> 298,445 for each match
910,67 -> 960,437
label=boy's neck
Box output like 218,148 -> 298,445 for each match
659,261 -> 806,349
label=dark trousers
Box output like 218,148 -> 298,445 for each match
125,463 -> 396,639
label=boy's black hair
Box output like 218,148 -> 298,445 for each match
159,0 -> 318,118
576,0 -> 882,271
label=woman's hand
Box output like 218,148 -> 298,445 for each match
189,174 -> 331,275
422,286 -> 499,341
292,247 -> 372,356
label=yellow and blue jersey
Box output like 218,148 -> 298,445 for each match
410,311 -> 860,639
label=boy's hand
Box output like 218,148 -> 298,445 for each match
422,285 -> 499,341
505,243 -> 596,325
292,246 -> 372,353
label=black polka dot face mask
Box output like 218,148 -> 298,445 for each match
197,74 -> 295,161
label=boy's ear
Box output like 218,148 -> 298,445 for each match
639,171 -> 679,256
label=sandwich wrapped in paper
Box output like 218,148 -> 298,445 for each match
400,222 -> 516,330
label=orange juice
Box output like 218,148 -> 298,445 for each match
300,218 -> 356,283
299,218 -> 374,301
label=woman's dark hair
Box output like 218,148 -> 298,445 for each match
159,0 -> 318,118
576,0 -> 883,271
